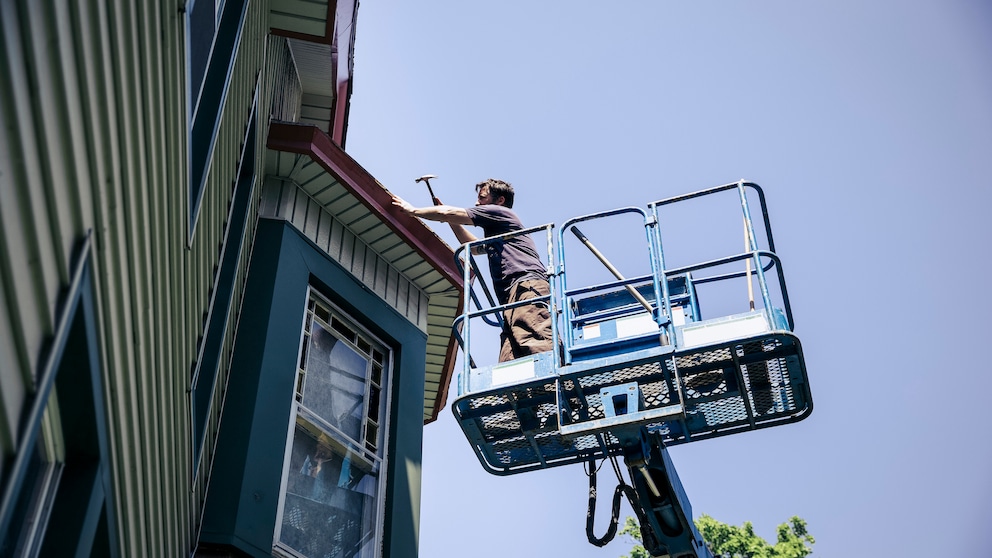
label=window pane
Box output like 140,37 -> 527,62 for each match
315,305 -> 330,324
279,424 -> 378,558
331,316 -> 356,343
298,332 -> 309,370
188,0 -> 216,105
283,291 -> 391,558
356,337 -> 371,356
371,362 -> 382,388
2,433 -> 62,555
364,423 -> 378,453
303,322 -> 368,443
366,386 -> 380,423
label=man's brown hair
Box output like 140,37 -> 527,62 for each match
476,178 -> 514,208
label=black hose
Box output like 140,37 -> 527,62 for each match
586,458 -> 663,554
586,460 -> 641,547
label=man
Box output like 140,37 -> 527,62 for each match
392,178 -> 555,362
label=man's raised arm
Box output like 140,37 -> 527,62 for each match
392,195 -> 479,246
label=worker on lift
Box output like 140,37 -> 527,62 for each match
392,178 -> 554,361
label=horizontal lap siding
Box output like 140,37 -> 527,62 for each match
0,1 -> 269,556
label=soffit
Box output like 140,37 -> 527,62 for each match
270,0 -> 357,142
265,122 -> 463,423
270,0 -> 332,40
287,39 -> 333,97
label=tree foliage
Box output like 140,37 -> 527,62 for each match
621,515 -> 815,558
619,517 -> 652,558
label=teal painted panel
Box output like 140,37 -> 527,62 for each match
201,220 -> 427,558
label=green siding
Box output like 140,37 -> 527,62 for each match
0,1 -> 269,554
1,1 -> 439,556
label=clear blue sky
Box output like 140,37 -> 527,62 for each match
345,2 -> 992,556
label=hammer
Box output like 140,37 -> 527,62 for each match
414,174 -> 482,367
415,174 -> 442,206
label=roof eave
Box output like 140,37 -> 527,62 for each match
266,121 -> 464,423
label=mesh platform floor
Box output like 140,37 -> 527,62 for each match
452,332 -> 811,475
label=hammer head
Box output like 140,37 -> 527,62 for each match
415,174 -> 437,183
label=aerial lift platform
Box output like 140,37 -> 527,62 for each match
450,181 -> 812,557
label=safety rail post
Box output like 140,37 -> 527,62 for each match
460,244 -> 473,396
558,207 -> 660,365
647,202 -> 675,348
544,223 -> 560,371
649,181 -> 794,330
454,223 -> 556,395
643,212 -> 671,346
453,246 -> 504,328
736,181 -> 775,320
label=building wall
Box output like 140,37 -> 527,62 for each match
1,1 -> 449,556
0,0 -> 427,555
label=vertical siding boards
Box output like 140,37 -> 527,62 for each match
96,0 -> 155,553
1,0 -> 267,555
114,1 -> 163,551
0,269 -> 21,479
0,1 -> 30,462
136,2 -> 180,554
0,1 -> 57,398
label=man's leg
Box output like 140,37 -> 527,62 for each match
499,279 -> 554,362
498,331 -> 514,363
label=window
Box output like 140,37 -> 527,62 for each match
0,238 -> 118,557
189,85 -> 258,466
1,403 -> 64,556
185,0 -> 248,234
274,290 -> 390,558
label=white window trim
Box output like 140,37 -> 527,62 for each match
272,287 -> 393,558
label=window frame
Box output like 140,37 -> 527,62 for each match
189,77 -> 260,471
4,420 -> 64,557
272,287 -> 393,558
184,0 -> 248,241
0,232 -> 119,557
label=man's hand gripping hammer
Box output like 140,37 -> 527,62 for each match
415,174 -> 442,206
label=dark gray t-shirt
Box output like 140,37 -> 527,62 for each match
465,205 -> 547,304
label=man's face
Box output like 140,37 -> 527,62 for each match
476,185 -> 500,206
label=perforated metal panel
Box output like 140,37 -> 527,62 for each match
452,332 -> 811,475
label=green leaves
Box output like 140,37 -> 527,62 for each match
771,516 -> 815,558
620,517 -> 653,558
696,515 -> 771,558
620,514 -> 815,558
